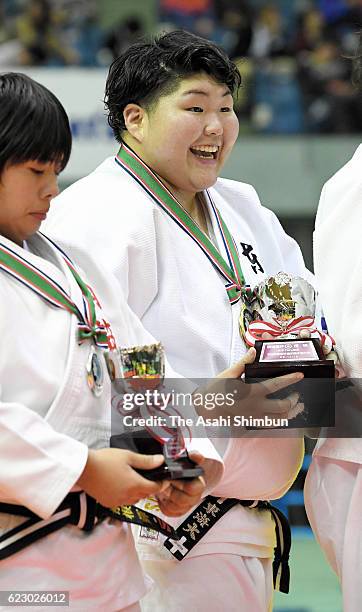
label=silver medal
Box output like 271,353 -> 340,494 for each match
86,345 -> 104,397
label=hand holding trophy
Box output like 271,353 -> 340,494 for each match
240,273 -> 335,426
106,343 -> 204,480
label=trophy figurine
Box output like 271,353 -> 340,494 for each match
240,273 -> 335,425
106,343 -> 203,480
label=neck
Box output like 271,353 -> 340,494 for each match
160,176 -> 197,213
121,137 -> 209,233
122,136 -> 198,211
0,230 -> 23,247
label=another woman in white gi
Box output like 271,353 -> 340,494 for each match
0,73 -> 210,611
44,32 -> 308,611
304,34 -> 362,612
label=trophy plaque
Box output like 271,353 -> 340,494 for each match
242,273 -> 335,425
107,343 -> 203,480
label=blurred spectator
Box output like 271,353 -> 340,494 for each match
250,4 -> 290,59
214,0 -> 253,58
63,1 -> 103,66
309,1 -> 359,57
295,8 -> 326,52
104,16 -> 144,61
298,38 -> 362,131
16,0 -> 76,65
158,0 -> 220,40
252,57 -> 304,133
0,0 -> 21,64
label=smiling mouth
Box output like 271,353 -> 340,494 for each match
190,145 -> 219,160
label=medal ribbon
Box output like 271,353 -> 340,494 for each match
244,315 -> 333,351
115,144 -> 245,305
0,238 -> 108,348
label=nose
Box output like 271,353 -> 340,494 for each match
41,173 -> 59,200
204,113 -> 223,136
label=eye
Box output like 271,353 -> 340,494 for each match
187,106 -> 203,113
30,168 -> 44,175
220,107 -> 232,113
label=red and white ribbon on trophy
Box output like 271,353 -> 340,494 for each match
244,315 -> 334,352
139,402 -> 192,458
113,390 -> 192,458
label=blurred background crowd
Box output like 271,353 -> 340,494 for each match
1,0 -> 362,134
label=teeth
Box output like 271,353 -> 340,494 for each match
191,145 -> 219,153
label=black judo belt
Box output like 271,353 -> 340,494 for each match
0,493 -> 291,594
164,495 -> 291,594
0,492 -> 178,561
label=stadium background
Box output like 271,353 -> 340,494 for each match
2,1 -> 361,609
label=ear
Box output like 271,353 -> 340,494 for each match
123,103 -> 146,142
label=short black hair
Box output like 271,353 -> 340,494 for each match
104,30 -> 242,142
0,72 -> 72,176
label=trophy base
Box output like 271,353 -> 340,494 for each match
244,338 -> 335,426
110,430 -> 203,481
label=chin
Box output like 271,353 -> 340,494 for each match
198,177 -> 218,191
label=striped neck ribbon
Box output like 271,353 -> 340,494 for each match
0,235 -> 109,348
115,143 -> 245,305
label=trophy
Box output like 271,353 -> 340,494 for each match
106,343 -> 203,480
241,273 -> 335,425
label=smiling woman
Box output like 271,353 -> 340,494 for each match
43,30 -> 310,612
105,30 -> 241,224
122,74 -> 239,216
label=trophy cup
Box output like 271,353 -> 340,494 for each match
241,273 -> 335,425
106,343 -> 204,480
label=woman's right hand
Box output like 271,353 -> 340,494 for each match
76,448 -> 169,507
217,349 -> 304,421
196,348 -> 304,422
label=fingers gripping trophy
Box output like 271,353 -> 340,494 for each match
240,272 -> 335,426
105,343 -> 203,480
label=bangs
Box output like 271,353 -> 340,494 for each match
0,73 -> 72,174
20,100 -> 72,171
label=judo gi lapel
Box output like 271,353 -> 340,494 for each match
0,232 -> 109,349
0,232 -> 69,297
29,232 -> 91,333
115,143 -> 245,305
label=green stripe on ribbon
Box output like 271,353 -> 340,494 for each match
117,145 -> 245,304
0,243 -> 107,347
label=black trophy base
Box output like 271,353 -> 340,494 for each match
110,430 -> 204,481
244,338 -> 335,427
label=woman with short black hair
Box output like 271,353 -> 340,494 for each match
0,72 -> 208,611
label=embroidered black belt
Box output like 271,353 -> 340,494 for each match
163,496 -> 291,594
0,492 -> 178,561
0,493 -> 290,593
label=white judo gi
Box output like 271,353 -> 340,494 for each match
44,153 -> 307,611
304,144 -> 362,612
0,232 -> 150,612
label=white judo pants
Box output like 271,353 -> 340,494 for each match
305,455 -> 362,612
140,554 -> 273,612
